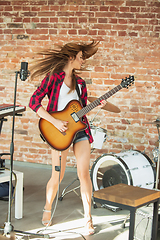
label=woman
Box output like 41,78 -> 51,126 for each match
29,40 -> 106,235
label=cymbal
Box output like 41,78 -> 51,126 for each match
87,96 -> 121,113
143,120 -> 160,126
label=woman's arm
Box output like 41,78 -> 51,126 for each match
37,106 -> 68,132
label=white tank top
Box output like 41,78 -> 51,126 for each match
57,82 -> 81,111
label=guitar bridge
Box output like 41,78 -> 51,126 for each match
71,112 -> 79,122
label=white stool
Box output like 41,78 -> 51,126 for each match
0,170 -> 23,219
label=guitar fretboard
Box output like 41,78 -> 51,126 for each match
77,84 -> 122,118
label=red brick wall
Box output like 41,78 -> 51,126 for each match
0,0 -> 160,169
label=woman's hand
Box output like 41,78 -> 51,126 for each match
53,119 -> 68,133
99,99 -> 107,108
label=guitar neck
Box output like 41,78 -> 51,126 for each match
77,84 -> 122,118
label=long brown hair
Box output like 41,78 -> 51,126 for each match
30,40 -> 99,90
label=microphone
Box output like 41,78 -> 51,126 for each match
20,62 -> 30,81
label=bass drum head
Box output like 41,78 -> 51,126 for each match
91,154 -> 131,191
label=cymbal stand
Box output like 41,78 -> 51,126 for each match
155,122 -> 160,189
89,108 -> 101,125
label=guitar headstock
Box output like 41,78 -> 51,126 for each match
121,75 -> 134,89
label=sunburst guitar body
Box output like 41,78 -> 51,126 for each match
39,100 -> 87,151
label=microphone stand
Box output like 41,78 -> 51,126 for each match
3,71 -> 19,234
1,66 -> 49,238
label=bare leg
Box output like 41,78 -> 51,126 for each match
42,148 -> 69,225
73,140 -> 92,220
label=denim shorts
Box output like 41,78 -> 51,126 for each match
73,130 -> 89,144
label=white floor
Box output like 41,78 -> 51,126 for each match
0,160 -> 159,240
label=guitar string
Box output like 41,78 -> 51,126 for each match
77,84 -> 122,118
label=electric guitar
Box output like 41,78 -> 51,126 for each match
39,75 -> 134,151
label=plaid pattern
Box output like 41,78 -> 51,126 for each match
29,71 -> 93,143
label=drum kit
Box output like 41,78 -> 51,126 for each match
88,98 -> 160,196
59,97 -> 160,207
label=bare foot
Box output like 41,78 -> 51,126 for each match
85,217 -> 95,235
42,209 -> 52,226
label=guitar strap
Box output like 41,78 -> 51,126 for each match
75,79 -> 82,104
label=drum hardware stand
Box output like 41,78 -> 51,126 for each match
1,63 -> 49,239
155,120 -> 160,190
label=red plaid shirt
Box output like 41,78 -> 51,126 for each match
29,71 -> 93,143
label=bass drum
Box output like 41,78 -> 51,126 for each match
91,150 -> 156,192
